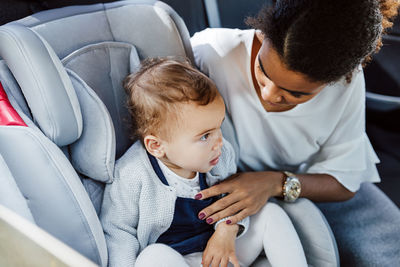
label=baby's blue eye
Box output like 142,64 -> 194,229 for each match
200,133 -> 210,141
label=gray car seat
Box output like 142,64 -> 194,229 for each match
365,34 -> 400,112
0,1 -> 192,265
0,1 -> 338,266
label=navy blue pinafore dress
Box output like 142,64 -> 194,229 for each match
148,153 -> 217,255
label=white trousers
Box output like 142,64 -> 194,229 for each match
136,202 -> 307,267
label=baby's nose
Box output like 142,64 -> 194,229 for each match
213,134 -> 223,151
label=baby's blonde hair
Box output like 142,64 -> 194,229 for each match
124,58 -> 218,143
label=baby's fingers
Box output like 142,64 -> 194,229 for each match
220,257 -> 229,267
202,253 -> 212,267
229,254 -> 240,267
211,256 -> 222,267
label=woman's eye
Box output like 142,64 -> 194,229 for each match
290,92 -> 303,98
200,133 -> 210,141
257,65 -> 266,77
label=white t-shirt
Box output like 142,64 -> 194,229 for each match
191,28 -> 380,192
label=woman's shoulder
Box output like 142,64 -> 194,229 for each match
191,28 -> 254,75
191,28 -> 254,56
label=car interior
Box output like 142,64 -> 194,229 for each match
0,0 -> 398,266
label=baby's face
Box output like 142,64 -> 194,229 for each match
159,95 -> 226,178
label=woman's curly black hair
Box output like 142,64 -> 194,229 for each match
247,0 -> 400,83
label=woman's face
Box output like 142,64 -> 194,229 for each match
254,39 -> 326,112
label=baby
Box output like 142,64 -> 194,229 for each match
100,58 -> 307,267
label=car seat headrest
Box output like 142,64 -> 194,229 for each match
0,0 -> 194,183
62,42 -> 140,183
0,24 -> 83,146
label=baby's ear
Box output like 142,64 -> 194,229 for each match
143,135 -> 165,158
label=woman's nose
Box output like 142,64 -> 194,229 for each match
261,83 -> 282,103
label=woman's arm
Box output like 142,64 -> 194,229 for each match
196,171 -> 355,225
299,172 -> 356,201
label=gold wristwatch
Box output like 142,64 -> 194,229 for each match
282,171 -> 301,202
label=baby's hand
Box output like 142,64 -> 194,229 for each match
202,223 -> 240,267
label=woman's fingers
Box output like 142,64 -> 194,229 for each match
198,192 -> 242,221
196,182 -> 231,200
199,171 -> 276,224
206,201 -> 247,224
225,209 -> 249,225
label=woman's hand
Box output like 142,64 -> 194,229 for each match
196,171 -> 284,225
202,223 -> 240,267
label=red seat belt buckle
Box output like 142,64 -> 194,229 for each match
0,81 -> 27,126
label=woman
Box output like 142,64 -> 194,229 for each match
191,0 -> 400,265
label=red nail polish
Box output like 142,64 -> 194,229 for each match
198,212 -> 206,220
195,193 -> 202,200
226,220 -> 232,224
206,218 -> 213,224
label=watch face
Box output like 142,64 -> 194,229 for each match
285,177 -> 301,202
290,181 -> 301,196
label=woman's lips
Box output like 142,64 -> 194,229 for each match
266,101 -> 281,106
